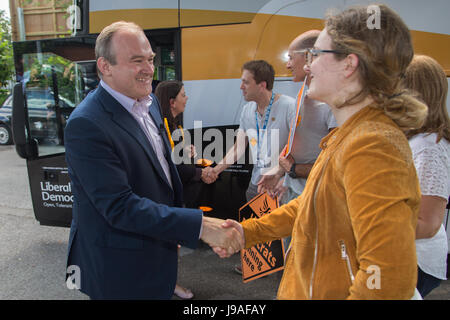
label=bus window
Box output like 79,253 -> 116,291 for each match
13,36 -> 98,159
23,53 -> 86,157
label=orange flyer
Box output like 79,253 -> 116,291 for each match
238,192 -> 285,283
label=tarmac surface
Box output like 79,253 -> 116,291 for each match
0,145 -> 448,300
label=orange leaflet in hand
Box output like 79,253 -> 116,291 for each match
196,158 -> 213,167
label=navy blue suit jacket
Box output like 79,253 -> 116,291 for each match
65,85 -> 203,299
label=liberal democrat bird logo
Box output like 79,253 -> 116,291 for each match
259,196 -> 271,216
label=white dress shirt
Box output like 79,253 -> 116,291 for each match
100,80 -> 172,189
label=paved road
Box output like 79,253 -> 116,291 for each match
0,145 -> 448,300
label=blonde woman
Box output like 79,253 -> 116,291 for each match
217,4 -> 427,299
404,55 -> 450,297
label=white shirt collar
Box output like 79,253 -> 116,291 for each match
100,80 -> 153,113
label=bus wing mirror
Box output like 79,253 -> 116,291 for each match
12,83 -> 38,159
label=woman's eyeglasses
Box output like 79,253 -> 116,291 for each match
305,48 -> 346,66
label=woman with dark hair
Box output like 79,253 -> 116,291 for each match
156,80 -> 216,183
155,80 -> 214,299
218,4 -> 427,299
156,81 -> 196,181
404,55 -> 450,297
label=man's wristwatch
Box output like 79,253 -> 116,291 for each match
288,163 -> 297,178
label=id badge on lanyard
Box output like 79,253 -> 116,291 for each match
255,92 -> 275,168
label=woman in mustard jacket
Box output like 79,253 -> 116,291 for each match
218,4 -> 427,299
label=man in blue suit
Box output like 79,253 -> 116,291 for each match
64,21 -> 243,299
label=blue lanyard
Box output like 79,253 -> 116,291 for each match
255,92 -> 275,158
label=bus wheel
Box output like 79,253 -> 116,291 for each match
0,124 -> 12,145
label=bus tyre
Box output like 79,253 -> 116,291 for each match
0,124 -> 12,145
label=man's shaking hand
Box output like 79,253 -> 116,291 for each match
200,217 -> 244,255
211,219 -> 245,258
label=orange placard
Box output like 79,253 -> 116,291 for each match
238,193 -> 285,283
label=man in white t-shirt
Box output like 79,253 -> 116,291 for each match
258,30 -> 337,204
209,60 -> 295,201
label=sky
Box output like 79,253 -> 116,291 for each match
0,0 -> 10,18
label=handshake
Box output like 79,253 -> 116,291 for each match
185,145 -> 218,184
199,216 -> 245,258
200,167 -> 219,184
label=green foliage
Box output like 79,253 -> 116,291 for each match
0,89 -> 9,105
26,53 -> 81,106
0,9 -> 14,87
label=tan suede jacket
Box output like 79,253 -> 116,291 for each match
242,105 -> 420,299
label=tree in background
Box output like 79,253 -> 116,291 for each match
0,9 -> 14,104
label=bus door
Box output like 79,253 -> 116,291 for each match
12,30 -> 180,227
12,36 -> 97,227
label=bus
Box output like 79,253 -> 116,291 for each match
11,0 -> 450,249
